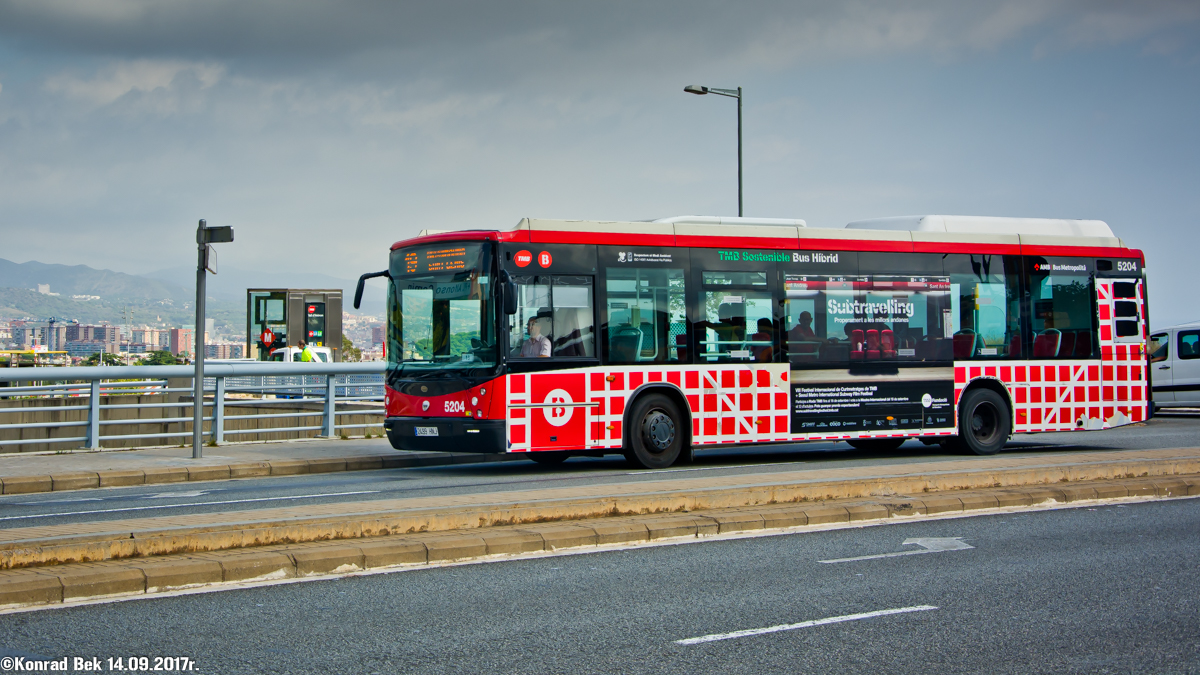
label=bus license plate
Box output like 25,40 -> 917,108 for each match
415,427 -> 439,437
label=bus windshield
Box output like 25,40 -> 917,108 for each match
387,242 -> 497,373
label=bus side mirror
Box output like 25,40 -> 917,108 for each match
499,270 -> 518,315
354,270 -> 390,310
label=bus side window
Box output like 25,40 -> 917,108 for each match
944,254 -> 1021,360
550,277 -> 595,358
700,271 -> 771,363
508,276 -> 596,359
508,277 -> 551,358
604,267 -> 686,364
1026,258 -> 1098,360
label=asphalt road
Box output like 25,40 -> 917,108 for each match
2,414 -> 1197,529
2,496 -> 1197,674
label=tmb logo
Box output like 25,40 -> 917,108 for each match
514,250 -> 533,267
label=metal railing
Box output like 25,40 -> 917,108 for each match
0,362 -> 387,451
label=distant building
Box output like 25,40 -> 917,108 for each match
169,328 -> 193,357
131,328 -> 160,345
11,323 -> 35,349
66,340 -> 110,358
206,343 -> 245,359
66,325 -> 121,347
40,325 -> 69,351
371,324 -> 385,347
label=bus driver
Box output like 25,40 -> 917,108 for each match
521,313 -> 552,358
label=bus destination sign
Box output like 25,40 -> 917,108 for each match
402,246 -> 472,275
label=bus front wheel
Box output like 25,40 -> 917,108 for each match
624,394 -> 685,470
949,388 -> 1010,456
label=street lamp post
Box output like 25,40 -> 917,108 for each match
684,84 -> 743,217
193,219 -> 234,459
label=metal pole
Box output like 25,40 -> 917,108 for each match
322,374 -> 336,437
193,219 -> 206,458
214,375 -> 225,445
737,86 -> 743,218
87,378 -> 100,450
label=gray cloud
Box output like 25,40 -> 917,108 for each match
0,0 -> 1198,325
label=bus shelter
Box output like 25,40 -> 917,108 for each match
246,289 -> 343,361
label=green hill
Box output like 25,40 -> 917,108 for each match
0,258 -> 190,302
0,287 -> 241,331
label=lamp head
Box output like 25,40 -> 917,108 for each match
683,85 -> 708,95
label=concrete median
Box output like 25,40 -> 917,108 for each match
1,474 -> 1197,611
0,447 -> 1198,573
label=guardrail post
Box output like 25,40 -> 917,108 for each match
214,376 -> 226,445
87,378 -> 101,450
322,374 -> 336,437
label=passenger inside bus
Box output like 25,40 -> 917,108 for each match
714,301 -> 746,352
751,318 -> 773,362
788,311 -> 816,340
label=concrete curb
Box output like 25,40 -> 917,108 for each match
0,451 -> 522,495
1,478 -> 1195,611
1,452 -> 1197,570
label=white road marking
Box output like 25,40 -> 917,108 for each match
144,490 -> 217,499
819,537 -> 974,563
17,497 -> 104,504
676,605 -> 939,645
0,491 -> 380,521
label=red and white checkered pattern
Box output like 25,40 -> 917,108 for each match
951,278 -> 1148,433
506,365 -> 794,452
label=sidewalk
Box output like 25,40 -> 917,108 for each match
0,438 -> 519,494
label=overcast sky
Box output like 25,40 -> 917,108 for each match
1,1 -> 1198,325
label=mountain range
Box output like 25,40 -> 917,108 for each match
0,258 -> 386,325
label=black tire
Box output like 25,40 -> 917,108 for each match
948,388 -> 1011,455
529,452 -> 569,465
846,438 -> 907,452
623,394 -> 685,469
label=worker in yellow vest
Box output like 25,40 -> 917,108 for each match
298,340 -> 318,362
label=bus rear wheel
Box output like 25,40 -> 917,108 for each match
624,394 -> 685,470
846,438 -> 907,452
529,452 -> 569,465
949,388 -> 1010,456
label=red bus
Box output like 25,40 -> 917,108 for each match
354,215 -> 1148,469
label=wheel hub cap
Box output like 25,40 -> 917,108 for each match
645,412 -> 675,451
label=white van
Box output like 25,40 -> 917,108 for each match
267,346 -> 333,363
1149,322 -> 1200,410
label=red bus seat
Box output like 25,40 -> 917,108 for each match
1033,329 -> 1060,358
1073,331 -> 1093,358
953,330 -> 977,359
674,333 -> 688,362
1058,330 -> 1076,359
881,329 -> 896,358
865,329 -> 881,359
850,329 -> 864,360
